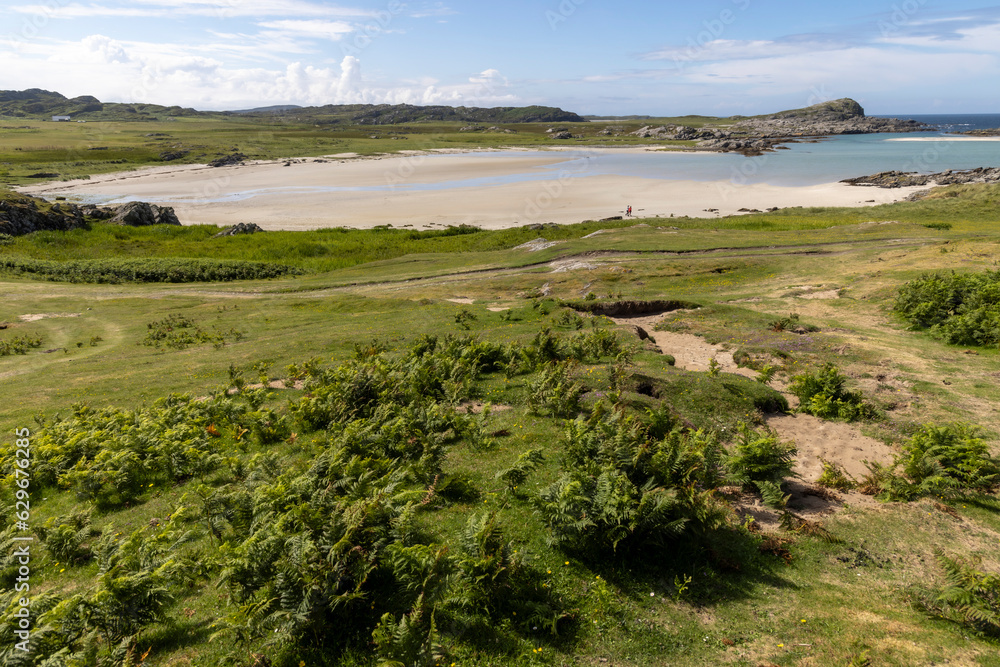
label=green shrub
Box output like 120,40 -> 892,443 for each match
536,416 -> 728,555
36,510 -> 97,564
496,448 -> 544,493
726,425 -> 797,489
790,363 -> 880,421
141,313 -> 245,350
895,270 -> 1000,346
527,361 -> 583,418
918,552 -> 1000,637
901,423 -> 999,496
816,458 -> 855,491
0,333 -> 43,356
0,255 -> 301,283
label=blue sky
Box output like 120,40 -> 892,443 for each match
1,0 -> 998,115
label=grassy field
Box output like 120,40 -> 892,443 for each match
2,159 -> 1000,666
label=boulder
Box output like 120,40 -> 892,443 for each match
109,201 -> 180,226
213,222 -> 266,237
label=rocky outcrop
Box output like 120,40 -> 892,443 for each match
0,195 -> 85,236
625,99 -> 931,156
208,153 -> 246,167
841,167 -> 1000,188
0,194 -> 183,236
109,201 -> 180,226
956,129 -> 1000,137
213,222 -> 265,237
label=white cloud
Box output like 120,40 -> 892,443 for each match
0,31 -> 518,109
878,21 -> 1000,53
408,2 -> 456,19
257,19 -> 355,41
642,38 -> 845,65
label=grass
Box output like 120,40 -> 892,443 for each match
3,148 -> 1000,665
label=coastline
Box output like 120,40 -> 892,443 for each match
16,148 -> 931,231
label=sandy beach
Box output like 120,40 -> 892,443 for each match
18,149 -> 929,230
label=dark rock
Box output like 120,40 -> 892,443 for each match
631,324 -> 650,341
208,153 -> 246,167
109,201 -> 180,226
600,216 -> 623,221
0,194 -> 86,235
159,150 -> 188,161
551,131 -> 573,139
81,205 -> 114,220
213,222 -> 265,237
955,128 -> 1000,136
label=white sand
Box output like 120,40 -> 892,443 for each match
17,150 -> 929,231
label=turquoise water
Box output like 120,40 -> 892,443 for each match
420,130 -> 1000,190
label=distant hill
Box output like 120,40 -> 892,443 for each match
231,103 -> 587,124
0,89 -> 586,124
0,88 -> 204,120
228,104 -> 304,115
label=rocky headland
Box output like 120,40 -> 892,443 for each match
630,98 -> 929,156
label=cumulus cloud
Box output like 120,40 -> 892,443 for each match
0,28 -> 517,110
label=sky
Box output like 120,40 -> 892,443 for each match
1,0 -> 999,115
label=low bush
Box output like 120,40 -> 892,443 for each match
0,333 -> 42,356
726,424 -> 797,489
859,422 -> 998,501
790,363 -> 880,421
0,255 -> 301,283
916,552 -> 1000,638
895,269 -> 1000,346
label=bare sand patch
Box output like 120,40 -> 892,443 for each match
610,313 -> 758,379
766,413 -> 894,484
515,238 -> 561,252
19,313 -> 81,322
799,289 -> 840,300
551,260 -> 602,273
